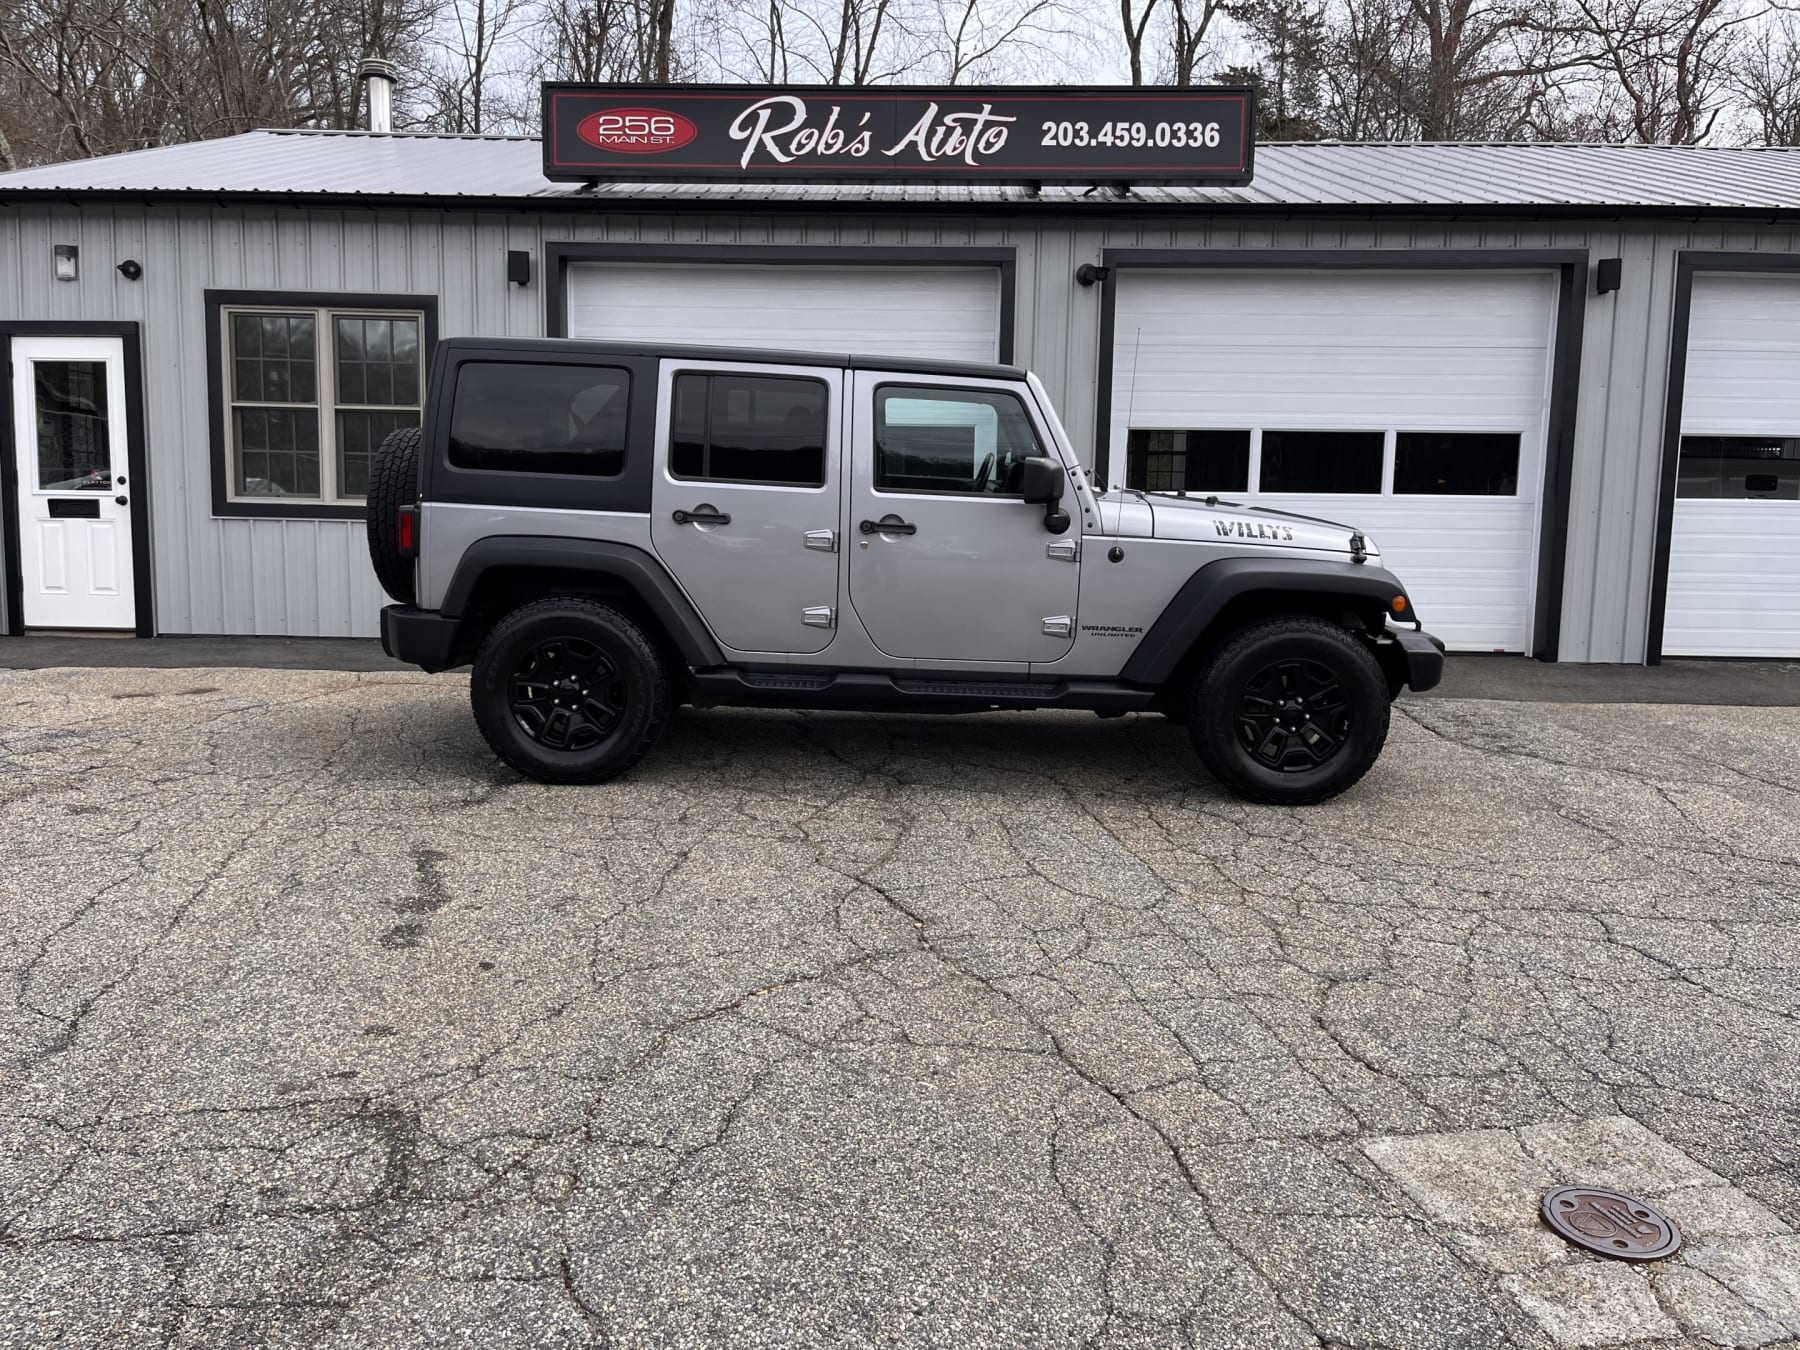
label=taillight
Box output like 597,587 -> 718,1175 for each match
397,505 -> 418,557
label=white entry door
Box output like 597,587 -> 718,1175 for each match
10,336 -> 136,629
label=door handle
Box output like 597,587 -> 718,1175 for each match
672,507 -> 730,526
859,517 -> 917,536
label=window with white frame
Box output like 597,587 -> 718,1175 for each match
222,307 -> 424,503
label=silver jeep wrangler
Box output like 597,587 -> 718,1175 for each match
369,338 -> 1443,804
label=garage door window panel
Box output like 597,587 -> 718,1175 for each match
221,305 -> 423,504
669,374 -> 827,488
1258,431 -> 1385,494
1394,432 -> 1523,496
875,387 -> 1043,496
448,362 -> 630,478
1678,436 -> 1800,500
1126,430 -> 1250,493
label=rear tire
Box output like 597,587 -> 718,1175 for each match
1188,617 -> 1390,805
365,426 -> 421,605
471,597 -> 671,785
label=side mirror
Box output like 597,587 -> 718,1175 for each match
1020,456 -> 1065,506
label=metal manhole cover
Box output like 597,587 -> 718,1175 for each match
1541,1186 -> 1682,1261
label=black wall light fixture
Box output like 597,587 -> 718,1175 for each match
507,250 -> 532,286
1075,263 -> 1111,287
117,260 -> 143,280
1596,258 -> 1622,294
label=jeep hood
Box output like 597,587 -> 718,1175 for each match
1136,494 -> 1374,556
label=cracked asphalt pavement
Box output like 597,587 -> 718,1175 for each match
1,665 -> 1797,1349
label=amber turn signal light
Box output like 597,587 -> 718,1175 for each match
1391,595 -> 1408,613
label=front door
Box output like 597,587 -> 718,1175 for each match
649,360 -> 844,655
847,372 -> 1079,665
10,336 -> 135,630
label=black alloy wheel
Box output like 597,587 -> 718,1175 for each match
1187,616 -> 1390,805
508,637 -> 626,751
1235,657 -> 1351,771
470,596 -> 671,785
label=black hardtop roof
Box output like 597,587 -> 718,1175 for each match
440,335 -> 1025,382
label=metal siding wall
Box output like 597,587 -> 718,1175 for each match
1,200 -> 1797,657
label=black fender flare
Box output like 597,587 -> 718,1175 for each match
1118,557 -> 1411,685
441,536 -> 725,669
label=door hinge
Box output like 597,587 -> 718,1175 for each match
1041,615 -> 1073,638
802,606 -> 836,629
1046,539 -> 1078,562
803,529 -> 838,553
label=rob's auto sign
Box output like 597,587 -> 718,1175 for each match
541,84 -> 1255,185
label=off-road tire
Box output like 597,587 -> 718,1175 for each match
471,597 -> 671,785
365,426 -> 421,604
1188,617 -> 1390,806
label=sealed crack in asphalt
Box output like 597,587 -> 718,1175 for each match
0,664 -> 1797,1350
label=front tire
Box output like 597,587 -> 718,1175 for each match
471,597 -> 671,785
1188,617 -> 1390,805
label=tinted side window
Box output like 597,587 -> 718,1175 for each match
448,362 -> 629,477
669,374 -> 827,487
1126,429 -> 1250,493
1259,431 -> 1384,493
875,386 -> 1044,496
1394,432 -> 1521,495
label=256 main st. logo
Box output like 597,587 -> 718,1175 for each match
576,108 -> 698,154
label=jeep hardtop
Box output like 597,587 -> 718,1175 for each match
369,336 -> 1443,804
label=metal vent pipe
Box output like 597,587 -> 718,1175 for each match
359,58 -> 397,133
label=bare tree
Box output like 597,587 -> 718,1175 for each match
1168,0 -> 1225,81
1734,10 -> 1800,142
532,0 -> 697,80
1119,0 -> 1157,83
933,0 -> 1068,82
1552,0 -> 1755,142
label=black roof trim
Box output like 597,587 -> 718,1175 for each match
444,335 -> 1025,381
2,186 -> 1800,225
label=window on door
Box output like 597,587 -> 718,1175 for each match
874,386 -> 1045,496
33,361 -> 112,491
1125,430 -> 1249,493
1678,435 -> 1800,500
669,373 -> 828,487
1124,426 -> 1526,497
208,291 -> 435,517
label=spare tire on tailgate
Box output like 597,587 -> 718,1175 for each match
366,426 -> 421,605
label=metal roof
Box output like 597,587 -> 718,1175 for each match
5,127 -> 1800,215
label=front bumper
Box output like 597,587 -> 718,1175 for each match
380,604 -> 461,672
1388,626 -> 1446,693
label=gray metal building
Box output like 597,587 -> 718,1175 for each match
3,128 -> 1799,662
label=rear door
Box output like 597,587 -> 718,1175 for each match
650,361 -> 843,655
846,372 -> 1078,664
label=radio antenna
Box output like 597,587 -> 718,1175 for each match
1120,325 -> 1144,494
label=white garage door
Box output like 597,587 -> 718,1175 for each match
566,263 -> 1001,363
1662,274 -> 1800,658
1110,270 -> 1560,652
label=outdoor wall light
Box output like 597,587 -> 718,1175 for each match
117,259 -> 143,280
1596,258 -> 1622,295
53,244 -> 78,281
1074,263 -> 1111,287
507,250 -> 531,286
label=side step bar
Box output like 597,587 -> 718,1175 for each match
691,668 -> 1157,714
